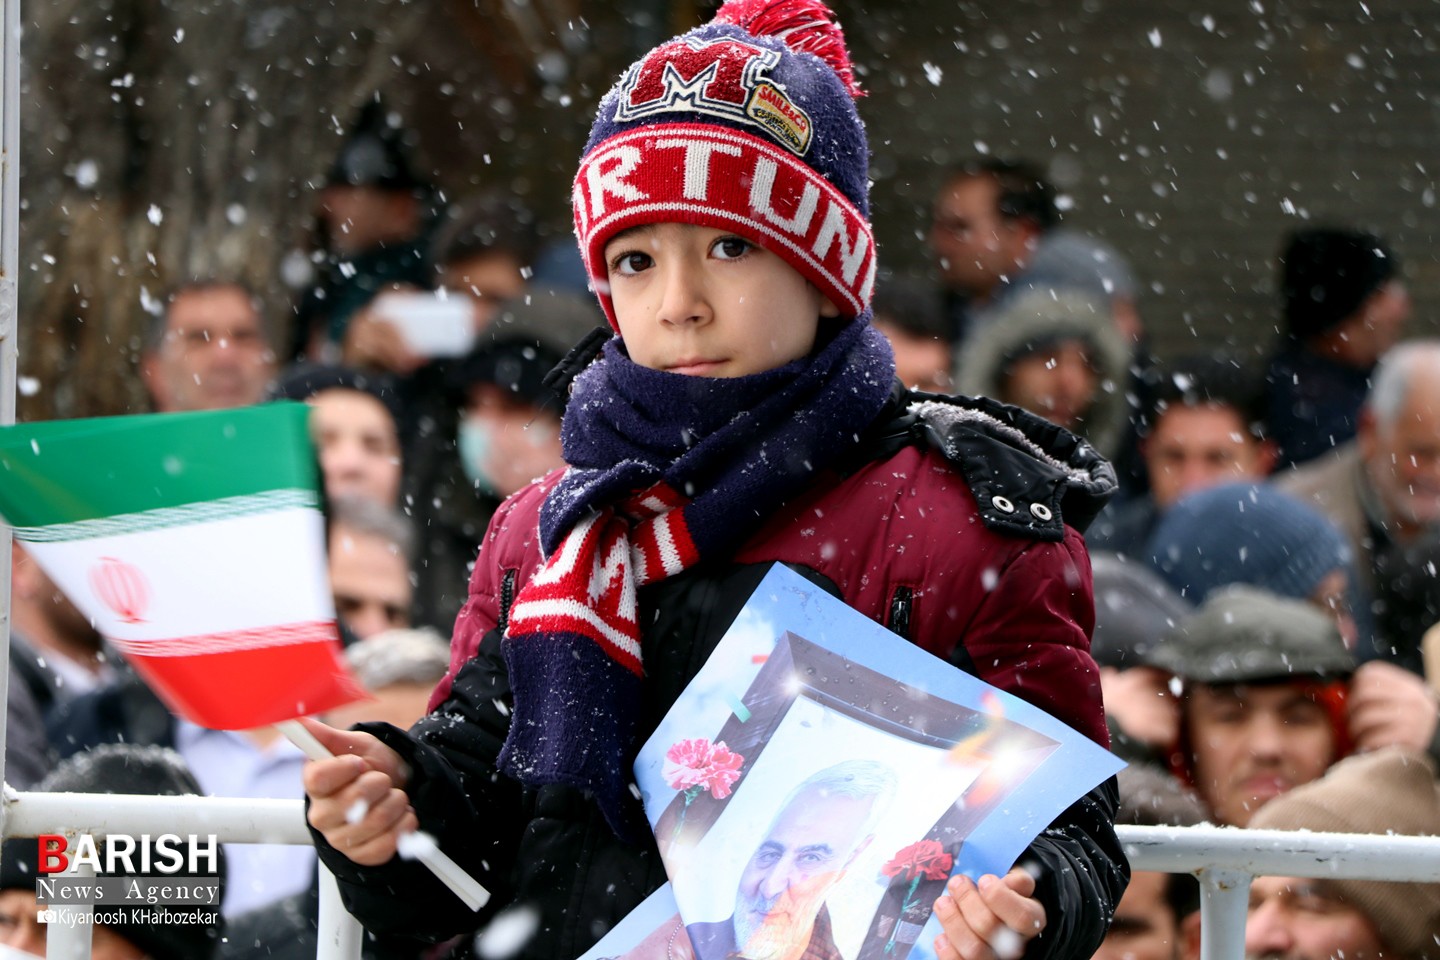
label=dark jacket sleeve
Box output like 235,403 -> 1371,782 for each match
308,627 -> 524,941
944,529 -> 1127,960
1022,777 -> 1127,960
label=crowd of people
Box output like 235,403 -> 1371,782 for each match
4,1 -> 1439,958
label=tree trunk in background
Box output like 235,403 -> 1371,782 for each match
18,0 -> 429,420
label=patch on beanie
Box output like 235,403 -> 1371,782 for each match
615,37 -> 814,155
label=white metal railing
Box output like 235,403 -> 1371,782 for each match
2,789 -> 364,960
4,795 -> 1440,960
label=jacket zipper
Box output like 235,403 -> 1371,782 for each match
497,568 -> 517,634
887,586 -> 913,641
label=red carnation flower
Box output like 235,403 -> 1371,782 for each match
881,839 -> 954,883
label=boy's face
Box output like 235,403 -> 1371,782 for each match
603,223 -> 836,377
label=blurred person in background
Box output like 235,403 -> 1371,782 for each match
141,279 -> 276,413
1089,355 -> 1274,558
324,627 -> 449,732
1245,748 -> 1440,960
955,288 -> 1132,461
1264,227 -> 1409,471
291,98 -> 435,363
5,543 -> 112,786
1091,764 -> 1205,960
1143,482 -> 1359,643
270,365 -> 405,508
870,279 -> 952,394
338,192 -> 534,382
1145,586 -> 1355,827
928,157 -> 1058,345
328,495 -> 416,642
1280,341 -> 1440,676
1087,552 -> 1194,767
403,292 -> 587,632
0,744 -> 226,959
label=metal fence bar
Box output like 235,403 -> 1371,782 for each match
7,796 -> 1440,959
4,790 -> 362,959
1119,823 -> 1440,880
5,791 -> 312,845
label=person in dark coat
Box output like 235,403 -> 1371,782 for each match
300,3 -> 1127,959
1263,226 -> 1410,470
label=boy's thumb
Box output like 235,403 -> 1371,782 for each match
294,715 -> 369,757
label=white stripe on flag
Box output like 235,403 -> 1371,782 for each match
23,507 -> 332,644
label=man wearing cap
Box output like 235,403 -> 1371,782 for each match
401,292 -> 589,632
292,99 -> 434,362
1147,586 -> 1355,827
1245,748 -> 1440,960
1263,226 -> 1410,471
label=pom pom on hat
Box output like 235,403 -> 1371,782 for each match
574,0 -> 875,329
712,0 -> 864,98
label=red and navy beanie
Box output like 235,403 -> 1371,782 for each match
572,0 -> 875,329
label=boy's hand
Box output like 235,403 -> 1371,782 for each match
932,867 -> 1046,960
300,717 -> 417,866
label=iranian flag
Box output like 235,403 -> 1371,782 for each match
0,402 -> 364,729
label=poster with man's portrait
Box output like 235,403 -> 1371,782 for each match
579,565 -> 1123,960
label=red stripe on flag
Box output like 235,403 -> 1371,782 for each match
123,627 -> 364,730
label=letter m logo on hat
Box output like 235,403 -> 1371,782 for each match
615,36 -> 812,154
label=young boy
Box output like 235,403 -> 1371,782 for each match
302,2 -> 1125,958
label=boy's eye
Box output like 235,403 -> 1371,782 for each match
610,251 -> 652,276
712,236 -> 752,260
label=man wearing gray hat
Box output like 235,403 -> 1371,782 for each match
1147,586 -> 1356,827
1245,748 -> 1440,960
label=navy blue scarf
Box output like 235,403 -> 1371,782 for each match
498,315 -> 895,839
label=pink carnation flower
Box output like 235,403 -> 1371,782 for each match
663,738 -> 744,799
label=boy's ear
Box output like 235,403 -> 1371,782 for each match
820,296 -> 842,319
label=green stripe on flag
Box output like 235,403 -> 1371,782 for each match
0,403 -> 318,528
11,489 -> 320,542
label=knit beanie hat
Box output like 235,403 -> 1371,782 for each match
1281,227 -> 1398,340
1249,748 -> 1440,959
1145,482 -> 1354,604
573,0 -> 875,330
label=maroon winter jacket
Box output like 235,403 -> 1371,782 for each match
436,425 -> 1109,747
325,390 -> 1123,960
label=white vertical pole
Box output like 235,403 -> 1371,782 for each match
0,0 -> 24,807
43,860 -> 96,960
1198,868 -> 1250,960
316,865 -> 366,960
